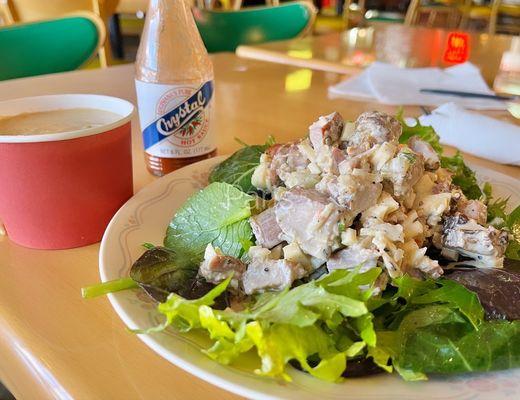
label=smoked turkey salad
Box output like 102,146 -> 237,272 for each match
85,111 -> 520,382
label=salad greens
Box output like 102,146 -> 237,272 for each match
398,115 -> 520,259
83,111 -> 520,384
483,182 -> 520,260
440,152 -> 482,200
83,182 -> 253,300
208,136 -> 275,193
397,112 -> 481,199
165,182 -> 253,261
136,268 -> 520,382
396,112 -> 443,154
81,277 -> 138,299
127,247 -> 227,304
391,318 -> 520,374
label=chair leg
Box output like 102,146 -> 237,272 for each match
336,0 -> 344,16
233,0 -> 242,10
342,0 -> 352,29
0,1 -> 14,25
447,10 -> 458,29
109,13 -> 124,60
459,0 -> 471,30
488,0 -> 500,35
404,0 -> 420,26
427,10 -> 437,27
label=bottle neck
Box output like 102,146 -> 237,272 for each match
136,0 -> 213,84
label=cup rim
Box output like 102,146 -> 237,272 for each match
0,94 -> 135,143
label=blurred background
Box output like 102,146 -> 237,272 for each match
0,0 -> 518,71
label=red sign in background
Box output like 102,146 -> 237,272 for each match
443,32 -> 471,63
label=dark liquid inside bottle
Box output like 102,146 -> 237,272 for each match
145,149 -> 217,176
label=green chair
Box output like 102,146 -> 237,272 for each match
193,2 -> 317,53
0,12 -> 105,81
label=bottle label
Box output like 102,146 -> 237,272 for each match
135,80 -> 216,158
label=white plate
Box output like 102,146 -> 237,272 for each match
100,156 -> 520,400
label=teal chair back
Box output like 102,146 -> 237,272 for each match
0,12 -> 105,81
194,2 -> 316,53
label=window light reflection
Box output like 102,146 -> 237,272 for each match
287,49 -> 313,60
285,69 -> 313,92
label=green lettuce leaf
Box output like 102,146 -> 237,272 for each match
410,279 -> 484,328
140,269 -> 382,382
209,137 -> 275,193
134,266 -> 518,382
505,205 -> 520,260
249,278 -> 369,328
164,182 -> 253,261
246,321 -> 353,382
387,276 -> 484,329
483,182 -> 508,226
440,152 -> 482,199
398,320 -> 520,374
482,182 -> 520,260
396,112 -> 443,155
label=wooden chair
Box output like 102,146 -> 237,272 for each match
229,1 -> 280,11
461,0 -> 520,34
0,12 -> 105,80
116,0 -> 147,14
490,0 -> 519,34
194,1 -> 316,52
342,0 -> 366,28
343,0 -> 405,28
0,0 -> 14,24
405,0 -> 464,28
1,0 -> 118,66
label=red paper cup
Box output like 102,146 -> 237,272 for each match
0,94 -> 134,249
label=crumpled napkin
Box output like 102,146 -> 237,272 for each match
418,103 -> 520,166
329,62 -> 507,110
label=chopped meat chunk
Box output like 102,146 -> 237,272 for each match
382,149 -> 425,196
199,244 -> 246,288
270,142 -> 310,185
314,145 -> 347,175
250,208 -> 283,249
326,245 -> 380,272
346,111 -> 402,154
442,214 -> 509,268
308,112 -> 344,151
457,199 -> 488,225
275,188 -> 341,260
338,148 -> 373,174
317,172 -> 382,214
416,255 -> 443,279
432,181 -> 451,194
408,136 -> 440,170
402,240 -> 444,279
242,259 -> 306,295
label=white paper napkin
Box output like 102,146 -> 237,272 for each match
329,62 -> 507,110
418,103 -> 520,166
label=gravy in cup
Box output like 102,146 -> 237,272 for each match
0,108 -> 121,135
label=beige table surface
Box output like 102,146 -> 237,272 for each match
0,53 -> 518,400
236,23 -> 514,85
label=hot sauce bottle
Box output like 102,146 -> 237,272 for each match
135,0 -> 216,176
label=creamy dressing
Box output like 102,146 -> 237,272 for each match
0,108 -> 121,135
